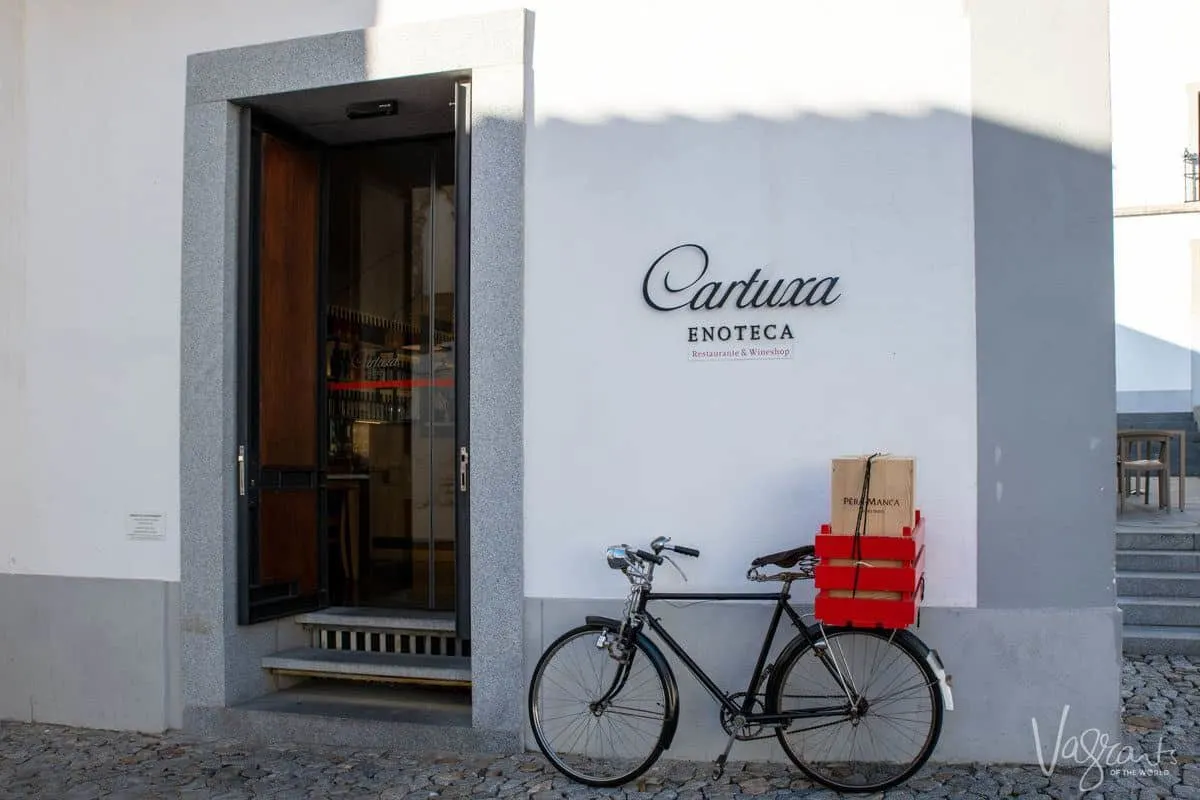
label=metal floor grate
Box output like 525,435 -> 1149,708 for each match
318,628 -> 471,659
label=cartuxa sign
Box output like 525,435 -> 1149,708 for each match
641,243 -> 843,312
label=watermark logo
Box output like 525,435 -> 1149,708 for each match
1031,704 -> 1176,792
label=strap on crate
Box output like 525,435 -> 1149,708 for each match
851,452 -> 883,597
915,574 -> 926,628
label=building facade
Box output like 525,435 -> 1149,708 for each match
0,0 -> 1119,766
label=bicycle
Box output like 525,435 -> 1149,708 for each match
526,536 -> 954,794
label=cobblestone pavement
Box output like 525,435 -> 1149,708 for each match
2,655 -> 1199,799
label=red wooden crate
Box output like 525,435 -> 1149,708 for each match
811,510 -> 926,630
814,587 -> 923,629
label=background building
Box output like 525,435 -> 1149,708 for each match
1112,0 -> 1200,473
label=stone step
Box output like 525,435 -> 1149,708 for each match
1116,550 -> 1200,573
262,648 -> 471,686
295,607 -> 457,634
1116,531 -> 1200,552
1116,571 -> 1200,598
1122,625 -> 1200,656
1118,596 -> 1200,627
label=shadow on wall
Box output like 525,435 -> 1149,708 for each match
1116,324 -> 1200,475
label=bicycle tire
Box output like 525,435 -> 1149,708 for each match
768,625 -> 944,794
527,622 -> 675,787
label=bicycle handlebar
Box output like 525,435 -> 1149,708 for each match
620,541 -> 701,569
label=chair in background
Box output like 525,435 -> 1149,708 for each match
1117,431 -> 1171,513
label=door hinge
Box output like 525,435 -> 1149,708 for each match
459,446 -> 469,492
237,445 -> 246,496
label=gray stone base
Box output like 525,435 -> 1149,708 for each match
524,597 -> 1123,766
0,574 -> 181,732
184,704 -> 520,754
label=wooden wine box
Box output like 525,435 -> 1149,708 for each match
824,454 -> 916,602
830,454 -> 915,537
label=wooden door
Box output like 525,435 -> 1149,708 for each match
238,117 -> 327,624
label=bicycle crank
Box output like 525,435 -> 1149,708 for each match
719,692 -> 766,740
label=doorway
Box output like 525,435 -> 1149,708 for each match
235,78 -> 472,632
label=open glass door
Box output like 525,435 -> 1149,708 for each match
453,78 -> 471,640
237,114 -> 327,625
323,130 -> 464,618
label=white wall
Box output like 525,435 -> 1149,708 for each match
9,0 -> 979,608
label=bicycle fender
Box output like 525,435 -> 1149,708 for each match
897,629 -> 955,712
584,616 -> 682,749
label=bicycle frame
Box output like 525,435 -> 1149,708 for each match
630,585 -> 854,726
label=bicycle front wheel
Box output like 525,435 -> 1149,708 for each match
528,622 -> 672,787
770,626 -> 944,794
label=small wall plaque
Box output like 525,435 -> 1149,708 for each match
127,513 -> 166,540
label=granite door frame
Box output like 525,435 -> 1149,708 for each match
179,9 -> 530,742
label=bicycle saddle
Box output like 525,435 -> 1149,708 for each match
750,544 -> 815,569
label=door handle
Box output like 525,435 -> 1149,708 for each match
459,446 -> 469,492
237,445 -> 246,496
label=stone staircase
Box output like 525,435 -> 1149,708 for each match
1117,529 -> 1200,655
262,607 -> 471,686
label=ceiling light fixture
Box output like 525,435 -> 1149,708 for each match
346,100 -> 399,120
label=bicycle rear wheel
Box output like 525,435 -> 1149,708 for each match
770,626 -> 943,793
528,622 -> 673,787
